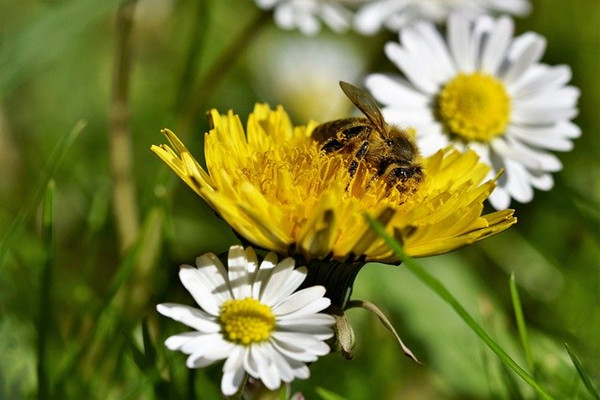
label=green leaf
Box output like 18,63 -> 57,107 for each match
316,387 -> 348,400
365,214 -> 554,400
510,274 -> 535,375
0,120 -> 86,267
0,0 -> 120,96
37,181 -> 56,400
565,343 -> 600,400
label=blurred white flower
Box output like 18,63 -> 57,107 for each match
157,245 -> 334,396
354,0 -> 531,35
254,0 -> 355,35
249,34 -> 365,122
365,14 -> 580,209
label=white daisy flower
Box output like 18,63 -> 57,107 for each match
365,14 -> 580,209
354,0 -> 531,35
157,245 -> 335,396
254,0 -> 355,35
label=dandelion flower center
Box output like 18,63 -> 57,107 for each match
438,72 -> 511,142
219,298 -> 276,345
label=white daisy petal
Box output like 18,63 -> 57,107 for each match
469,15 -> 495,71
416,127 -> 450,156
412,21 -> 456,79
481,16 -> 513,74
243,344 -> 263,378
268,344 -> 296,382
272,286 -> 327,315
251,251 -> 278,299
489,184 -> 512,210
165,332 -> 222,355
221,364 -> 246,397
156,303 -> 219,333
254,344 -> 282,390
227,244 -> 251,299
271,331 -> 331,356
509,64 -> 572,98
505,159 -> 534,203
269,337 -> 319,362
276,323 -> 334,340
514,85 -> 580,109
267,267 -> 308,307
527,170 -> 554,191
277,313 -> 336,326
260,0 -> 352,36
259,257 -> 297,306
288,359 -> 310,379
385,42 -> 439,95
493,137 -> 563,172
223,346 -> 245,373
502,32 -> 546,84
354,1 -> 406,35
185,337 -> 235,368
511,101 -> 578,125
365,74 -> 429,107
164,332 -> 202,351
448,14 -> 473,72
179,263 -> 228,316
277,297 -> 331,319
507,124 -> 575,151
186,354 -> 220,369
353,0 -> 530,35
381,107 -> 435,125
401,23 -> 447,84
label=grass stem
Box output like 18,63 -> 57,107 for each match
109,0 -> 140,252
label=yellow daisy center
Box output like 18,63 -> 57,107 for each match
219,298 -> 276,345
438,72 -> 511,142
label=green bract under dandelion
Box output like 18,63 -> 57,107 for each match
151,104 -> 516,263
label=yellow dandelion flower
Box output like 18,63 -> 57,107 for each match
151,104 -> 515,266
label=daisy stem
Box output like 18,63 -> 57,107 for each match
109,0 -> 140,252
365,216 -> 555,400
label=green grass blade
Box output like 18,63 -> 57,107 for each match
316,387 -> 348,400
500,363 -> 526,400
0,0 -> 120,96
365,215 -> 554,400
37,180 -> 56,400
510,274 -> 535,375
565,343 -> 600,400
0,120 -> 86,267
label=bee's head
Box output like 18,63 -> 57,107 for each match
385,127 -> 419,163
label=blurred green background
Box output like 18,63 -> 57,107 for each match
0,0 -> 598,398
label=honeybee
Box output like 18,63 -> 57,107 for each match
312,81 -> 423,186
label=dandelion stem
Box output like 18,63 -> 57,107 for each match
109,0 -> 140,251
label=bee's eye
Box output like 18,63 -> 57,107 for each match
384,139 -> 394,147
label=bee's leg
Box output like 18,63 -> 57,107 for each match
389,166 -> 422,181
385,166 -> 424,190
321,138 -> 344,153
348,141 -> 369,177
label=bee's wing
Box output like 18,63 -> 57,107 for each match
339,81 -> 387,133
